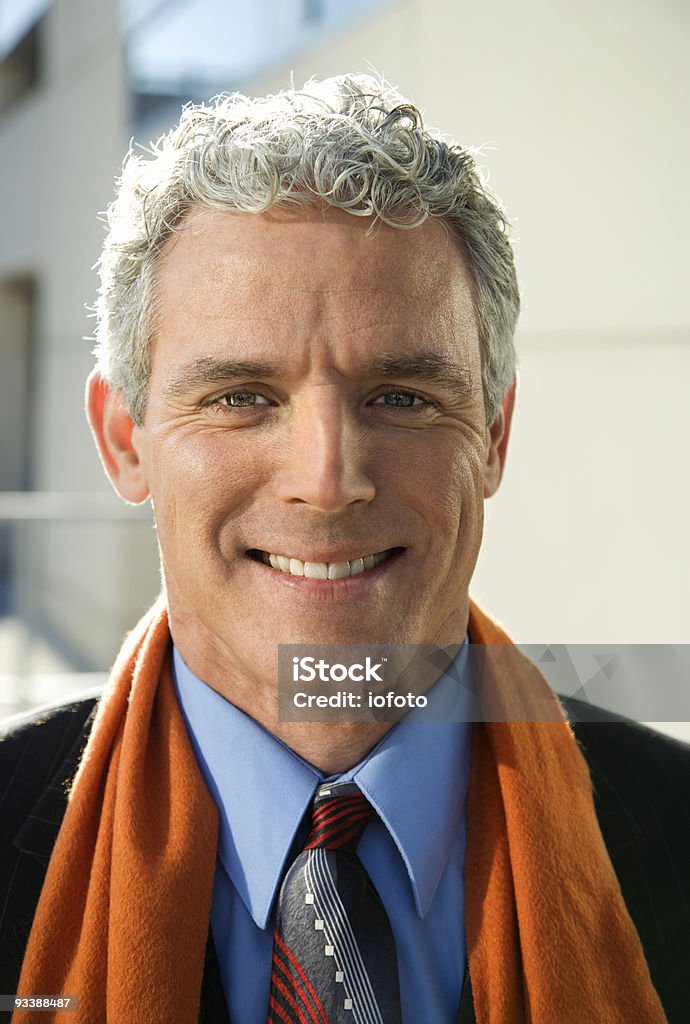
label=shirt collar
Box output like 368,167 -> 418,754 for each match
173,641 -> 473,928
349,646 -> 473,917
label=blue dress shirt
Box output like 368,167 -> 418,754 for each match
173,642 -> 473,1024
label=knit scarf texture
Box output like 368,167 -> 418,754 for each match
14,598 -> 666,1023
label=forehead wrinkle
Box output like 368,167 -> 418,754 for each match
164,245 -> 454,302
161,347 -> 480,403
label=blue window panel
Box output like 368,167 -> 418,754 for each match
120,0 -> 399,99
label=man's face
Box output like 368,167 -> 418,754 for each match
127,207 -> 502,687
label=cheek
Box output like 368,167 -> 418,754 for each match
147,431 -> 267,550
415,443 -> 487,565
419,437 -> 486,512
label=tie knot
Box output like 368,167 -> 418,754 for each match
304,782 -> 373,853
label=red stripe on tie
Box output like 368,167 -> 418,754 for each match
273,932 -> 331,1024
271,968 -> 313,1024
306,808 -> 371,849
272,955 -> 325,1024
269,993 -> 296,1024
310,796 -> 366,829
326,820 -> 372,851
309,798 -> 366,834
306,807 -> 372,850
306,800 -> 371,846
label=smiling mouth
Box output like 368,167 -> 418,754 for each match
247,547 -> 404,579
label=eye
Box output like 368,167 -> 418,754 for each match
218,390 -> 271,408
372,389 -> 432,409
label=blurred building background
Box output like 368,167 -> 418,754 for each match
0,0 -> 688,737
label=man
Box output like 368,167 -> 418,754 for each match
0,74 -> 687,1024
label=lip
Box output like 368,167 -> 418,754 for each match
244,546 -> 406,597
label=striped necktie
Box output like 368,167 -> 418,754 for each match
268,781 -> 403,1024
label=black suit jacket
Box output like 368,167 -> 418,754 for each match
1,696 -> 688,1023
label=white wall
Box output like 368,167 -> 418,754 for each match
474,331 -> 690,643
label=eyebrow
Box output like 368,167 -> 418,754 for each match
368,353 -> 478,400
163,352 -> 478,400
164,358 -> 279,398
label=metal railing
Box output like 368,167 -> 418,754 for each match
0,491 -> 155,719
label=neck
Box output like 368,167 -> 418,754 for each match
171,633 -> 394,775
169,607 -> 465,775
267,719 -> 394,775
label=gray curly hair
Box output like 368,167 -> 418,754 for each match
94,73 -> 519,425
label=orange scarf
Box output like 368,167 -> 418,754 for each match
464,604 -> 665,1023
14,599 -> 665,1023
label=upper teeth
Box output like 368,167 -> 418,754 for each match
258,550 -> 391,579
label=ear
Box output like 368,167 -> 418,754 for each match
483,377 -> 516,499
85,370 -> 150,504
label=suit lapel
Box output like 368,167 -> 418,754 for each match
457,965 -> 476,1023
565,702 -> 643,853
10,701 -> 232,1023
3,702 -> 98,987
200,929 -> 232,1023
13,703 -> 98,865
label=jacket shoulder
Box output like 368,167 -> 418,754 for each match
564,699 -> 690,1022
0,695 -> 99,995
564,699 -> 689,816
0,695 -> 100,831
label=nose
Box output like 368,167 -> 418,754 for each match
275,386 -> 376,513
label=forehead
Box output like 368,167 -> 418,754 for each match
153,206 -> 480,371
159,204 -> 474,297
